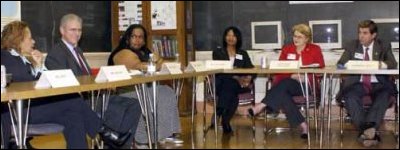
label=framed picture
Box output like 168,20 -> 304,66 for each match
151,1 -> 177,30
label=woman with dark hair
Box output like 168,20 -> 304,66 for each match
211,26 -> 255,133
108,24 -> 153,68
108,24 -> 183,145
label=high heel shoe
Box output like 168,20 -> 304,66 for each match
99,125 -> 131,146
247,108 -> 255,117
222,123 -> 233,133
300,133 -> 308,139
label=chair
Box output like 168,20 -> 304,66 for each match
338,96 -> 397,136
336,77 -> 398,139
11,124 -> 64,137
236,83 -> 256,142
262,74 -> 321,147
5,102 -> 65,148
203,75 -> 256,138
9,123 -> 65,149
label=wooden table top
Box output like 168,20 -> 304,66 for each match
1,70 -> 221,102
2,68 -> 398,102
222,67 -> 399,75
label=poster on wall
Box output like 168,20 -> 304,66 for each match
151,1 -> 177,30
1,1 -> 21,32
118,1 -> 142,31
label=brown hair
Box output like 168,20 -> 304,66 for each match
358,20 -> 378,34
1,21 -> 29,53
292,24 -> 312,43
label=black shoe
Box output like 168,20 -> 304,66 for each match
206,123 -> 215,132
300,133 -> 308,139
99,125 -> 131,146
209,123 -> 215,129
247,108 -> 255,117
222,123 -> 233,133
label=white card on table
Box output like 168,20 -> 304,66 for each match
345,60 -> 379,70
235,54 -> 243,60
95,65 -> 131,83
269,60 -> 299,69
185,61 -> 206,72
205,60 -> 233,70
160,62 -> 182,74
35,69 -> 80,89
129,70 -> 143,76
287,53 -> 296,60
354,53 -> 364,60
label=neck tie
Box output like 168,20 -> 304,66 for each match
73,47 -> 89,75
362,47 -> 371,93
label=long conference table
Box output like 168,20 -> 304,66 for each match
223,67 -> 399,148
1,70 -> 221,149
1,67 -> 399,149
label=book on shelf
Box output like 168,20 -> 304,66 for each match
152,36 -> 177,59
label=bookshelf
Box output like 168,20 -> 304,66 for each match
112,1 -> 195,115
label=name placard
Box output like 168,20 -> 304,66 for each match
205,60 -> 233,70
185,61 -> 207,72
129,70 -> 143,76
269,60 -> 299,69
345,60 -> 379,70
160,62 -> 182,74
35,69 -> 80,89
95,65 -> 131,83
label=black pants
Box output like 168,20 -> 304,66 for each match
102,95 -> 142,148
1,95 -> 102,149
215,77 -> 246,126
261,78 -> 305,127
343,83 -> 392,132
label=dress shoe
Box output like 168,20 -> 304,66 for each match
362,127 -> 376,140
208,123 -> 215,130
222,123 -> 233,133
362,134 -> 381,147
247,108 -> 255,117
99,125 -> 131,146
300,133 -> 308,139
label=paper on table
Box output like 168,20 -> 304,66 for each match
129,70 -> 144,76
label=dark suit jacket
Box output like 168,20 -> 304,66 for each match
1,50 -> 37,82
45,41 -> 91,76
213,47 -> 254,69
213,47 -> 255,94
213,47 -> 255,79
336,39 -> 398,99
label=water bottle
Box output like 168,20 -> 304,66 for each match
147,53 -> 156,75
261,56 -> 268,69
1,65 -> 6,88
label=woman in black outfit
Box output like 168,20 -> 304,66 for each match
212,26 -> 255,133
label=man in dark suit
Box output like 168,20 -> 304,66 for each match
337,20 -> 397,147
1,20 -> 128,149
45,13 -> 141,148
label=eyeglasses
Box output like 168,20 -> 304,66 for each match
293,35 -> 306,39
